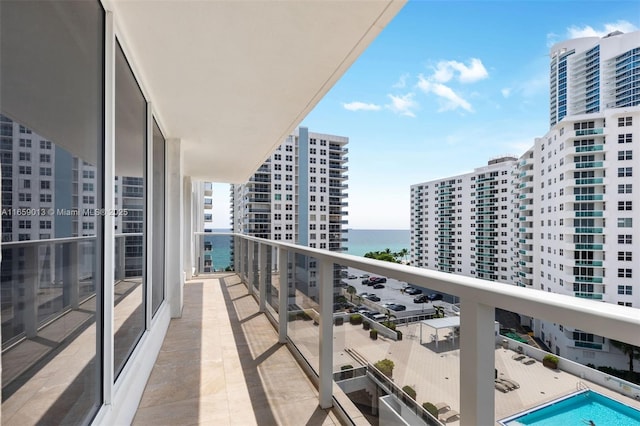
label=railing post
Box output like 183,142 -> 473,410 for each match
247,240 -> 254,295
278,248 -> 288,343
23,245 -> 39,339
318,257 -> 333,409
459,299 -> 495,426
259,242 -> 267,312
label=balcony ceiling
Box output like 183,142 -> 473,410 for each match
107,0 -> 405,183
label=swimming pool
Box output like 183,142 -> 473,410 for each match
500,390 -> 640,426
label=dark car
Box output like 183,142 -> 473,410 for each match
373,283 -> 385,289
369,277 -> 387,284
413,294 -> 428,303
388,304 -> 406,311
405,287 -> 422,295
427,293 -> 444,301
361,279 -> 371,285
366,294 -> 381,302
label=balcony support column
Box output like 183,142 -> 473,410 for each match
258,242 -> 267,312
278,248 -> 288,344
318,258 -> 333,409
247,240 -> 254,295
459,299 -> 495,426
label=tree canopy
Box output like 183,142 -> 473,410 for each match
364,248 -> 409,264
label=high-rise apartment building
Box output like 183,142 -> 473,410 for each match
231,127 -> 348,300
550,30 -> 639,127
410,156 -> 518,282
412,30 -> 640,369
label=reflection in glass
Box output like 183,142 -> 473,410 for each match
0,0 -> 104,423
114,41 -> 146,379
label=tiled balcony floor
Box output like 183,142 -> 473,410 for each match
133,274 -> 341,426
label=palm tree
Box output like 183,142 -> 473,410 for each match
346,285 -> 356,302
610,339 -> 640,376
398,248 -> 409,263
434,305 -> 445,318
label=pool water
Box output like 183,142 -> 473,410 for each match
502,390 -> 640,426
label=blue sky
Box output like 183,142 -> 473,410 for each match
214,1 -> 640,230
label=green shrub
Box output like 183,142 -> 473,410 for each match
363,321 -> 370,330
370,329 -> 378,340
402,385 -> 416,400
341,365 -> 353,371
349,314 -> 362,325
543,354 -> 559,369
396,330 -> 403,341
374,359 -> 394,378
422,402 -> 438,418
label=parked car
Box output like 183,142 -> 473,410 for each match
405,287 -> 422,295
366,294 -> 381,302
348,275 -> 358,279
427,293 -> 444,301
369,277 -> 387,284
388,304 -> 406,311
373,283 -> 385,289
361,279 -> 371,285
358,292 -> 369,298
360,274 -> 370,279
413,294 -> 428,303
372,313 -> 387,321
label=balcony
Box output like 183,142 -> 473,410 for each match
575,128 -> 604,136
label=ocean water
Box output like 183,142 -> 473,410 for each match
205,229 -> 411,271
345,229 -> 410,257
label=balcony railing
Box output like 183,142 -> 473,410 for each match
212,232 -> 640,426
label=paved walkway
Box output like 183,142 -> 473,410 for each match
133,274 -> 340,426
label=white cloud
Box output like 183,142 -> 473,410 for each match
431,58 -> 489,84
417,75 -> 473,113
386,93 -> 418,117
567,20 -> 638,38
501,88 -> 511,98
392,73 -> 410,89
342,101 -> 381,112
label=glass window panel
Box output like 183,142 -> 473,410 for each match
152,119 -> 165,315
0,0 -> 104,423
114,41 -> 146,379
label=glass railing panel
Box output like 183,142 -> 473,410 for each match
265,246 -> 281,317
287,254 -> 320,375
336,266 -> 461,423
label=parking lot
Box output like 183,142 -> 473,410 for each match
342,267 -> 453,318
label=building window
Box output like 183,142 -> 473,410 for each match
618,201 -> 632,211
618,116 -> 633,127
618,285 -> 633,295
617,218 -> 633,228
618,251 -> 632,261
618,134 -> 632,143
618,234 -> 632,244
618,269 -> 632,278
617,150 -> 632,160
617,167 -> 632,177
618,184 -> 632,194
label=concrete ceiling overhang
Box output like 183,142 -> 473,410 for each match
107,0 -> 405,183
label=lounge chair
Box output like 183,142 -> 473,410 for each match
496,378 -> 517,390
521,356 -> 536,365
439,409 -> 460,423
494,380 -> 510,393
512,353 -> 526,361
501,377 -> 520,389
434,402 -> 450,413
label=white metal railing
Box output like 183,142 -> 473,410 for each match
212,233 -> 640,426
